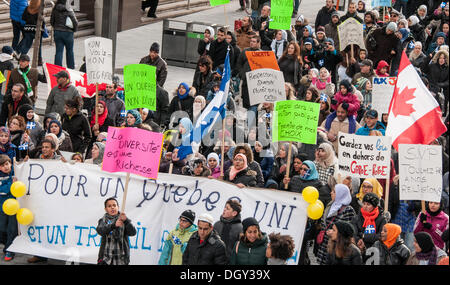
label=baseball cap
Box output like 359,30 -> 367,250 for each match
53,70 -> 70,78
365,109 -> 378,118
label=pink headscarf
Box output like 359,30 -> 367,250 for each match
228,153 -> 248,181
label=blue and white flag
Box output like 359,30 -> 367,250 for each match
191,49 -> 230,144
18,142 -> 29,151
26,121 -> 36,130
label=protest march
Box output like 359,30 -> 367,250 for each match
0,0 -> 449,268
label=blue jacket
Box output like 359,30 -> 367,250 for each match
10,0 -> 28,25
0,172 -> 14,212
355,121 -> 386,136
158,223 -> 198,265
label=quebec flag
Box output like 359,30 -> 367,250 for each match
191,49 -> 230,144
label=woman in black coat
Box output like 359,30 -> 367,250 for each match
278,41 -> 303,89
192,55 -> 215,97
421,50 -> 449,115
224,153 -> 257,188
326,220 -> 362,265
61,97 -> 92,155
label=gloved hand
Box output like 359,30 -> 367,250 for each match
331,98 -> 338,106
342,102 -> 349,110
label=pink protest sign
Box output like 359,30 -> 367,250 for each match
102,127 -> 164,179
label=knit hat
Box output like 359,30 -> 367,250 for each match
333,221 -> 355,238
180,210 -> 196,225
296,14 -> 304,24
331,11 -> 340,18
150,42 -> 160,53
242,217 -> 259,233
414,232 -> 435,253
316,26 -> 326,35
1,46 -> 13,55
198,213 -> 214,225
436,32 -> 447,40
19,54 -> 30,62
304,37 -> 313,45
324,37 -> 335,46
386,22 -> 397,32
362,192 -> 380,208
360,59 -> 373,68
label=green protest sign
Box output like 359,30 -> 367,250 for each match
123,64 -> 157,111
270,0 -> 293,30
209,0 -> 229,7
272,100 -> 320,144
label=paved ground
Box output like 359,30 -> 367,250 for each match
2,0 -> 325,265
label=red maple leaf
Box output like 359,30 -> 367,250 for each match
392,86 -> 416,117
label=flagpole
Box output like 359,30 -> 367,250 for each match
284,141 -> 293,190
95,82 -> 99,125
220,117 -> 225,178
121,172 -> 130,212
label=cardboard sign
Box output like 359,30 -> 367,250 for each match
371,77 -> 397,114
272,100 -> 320,144
246,51 -> 280,71
84,37 -> 113,84
398,144 -> 443,202
337,132 -> 392,179
338,17 -> 366,51
102,127 -> 164,179
270,0 -> 293,30
124,64 -> 157,111
246,68 -> 286,105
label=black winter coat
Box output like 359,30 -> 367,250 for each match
326,243 -> 363,265
61,111 -> 92,154
224,167 -> 257,187
367,26 -> 400,68
315,6 -> 336,29
367,239 -> 411,265
422,62 -> 449,93
192,71 -> 215,97
182,230 -> 228,265
213,214 -> 243,260
351,207 -> 387,249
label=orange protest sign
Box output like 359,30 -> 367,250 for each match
245,50 -> 280,71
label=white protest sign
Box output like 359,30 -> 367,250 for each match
84,37 -> 113,85
338,17 -> 366,51
371,77 -> 396,114
337,132 -> 391,179
398,144 -> 443,202
246,68 -> 286,106
10,160 -> 308,265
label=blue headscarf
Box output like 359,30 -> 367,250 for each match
126,109 -> 142,127
176,117 -> 194,160
399,28 -> 410,43
47,120 -> 62,137
177,83 -> 190,100
300,160 -> 319,181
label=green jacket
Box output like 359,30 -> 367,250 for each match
230,232 -> 268,265
158,223 -> 197,265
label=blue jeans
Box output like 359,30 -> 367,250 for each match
0,211 -> 18,254
11,20 -> 23,52
54,30 -> 75,69
17,32 -> 42,60
294,0 -> 300,12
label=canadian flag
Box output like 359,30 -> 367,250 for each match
386,51 -> 447,150
43,62 -> 104,98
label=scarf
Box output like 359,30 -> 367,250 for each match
177,83 -> 190,100
361,206 -> 379,233
382,223 -> 401,249
90,101 -> 108,128
416,246 -> 438,265
300,160 -> 319,181
327,184 -> 352,218
229,153 -> 247,181
17,66 -> 32,94
271,31 -> 286,59
101,213 -> 126,265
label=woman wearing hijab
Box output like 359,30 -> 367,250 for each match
192,95 -> 206,125
407,232 -> 448,265
271,30 -> 288,60
47,119 -> 73,152
326,220 -> 362,265
352,192 -> 387,253
206,152 -> 221,179
354,177 -> 385,214
282,160 -> 325,195
316,184 -> 356,265
17,104 -> 42,146
85,142 -> 105,166
414,200 -> 449,251
168,83 -> 196,121
90,100 -> 114,137
224,153 -> 257,188
368,223 -> 411,265
173,117 -> 194,162
124,109 -> 152,131
314,142 -> 338,186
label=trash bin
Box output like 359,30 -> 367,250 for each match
162,19 -> 228,69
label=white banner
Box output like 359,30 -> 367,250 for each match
84,37 -> 113,85
246,68 -> 286,106
371,77 -> 396,114
9,160 -> 308,265
337,132 -> 391,179
398,144 -> 443,202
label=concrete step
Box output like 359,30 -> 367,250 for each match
141,0 -> 212,25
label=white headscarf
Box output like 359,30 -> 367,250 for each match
327,184 -> 352,218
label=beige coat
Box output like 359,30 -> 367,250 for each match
320,116 -> 361,153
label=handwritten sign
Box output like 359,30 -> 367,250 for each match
398,144 -> 443,202
102,127 -> 164,179
270,0 -> 293,30
337,133 -> 391,178
84,37 -> 113,84
124,64 -> 157,111
246,51 -> 280,71
246,68 -> 286,105
272,100 -> 320,144
209,0 -> 229,6
371,77 -> 397,114
337,17 -> 365,51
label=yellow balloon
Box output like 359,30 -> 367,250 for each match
16,208 -> 34,225
2,198 -> 20,216
316,199 -> 324,210
302,186 -> 319,204
307,201 -> 324,220
11,181 -> 27,198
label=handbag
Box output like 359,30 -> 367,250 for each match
65,16 -> 74,29
316,206 -> 345,245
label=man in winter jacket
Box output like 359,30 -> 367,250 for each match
340,2 -> 363,23
45,70 -> 80,117
213,200 -> 243,261
0,83 -> 32,126
355,109 -> 386,136
182,213 -> 227,265
208,28 -> 233,70
100,83 -> 126,127
139,42 -> 168,87
315,0 -> 336,30
367,22 -> 401,69
235,16 -> 257,50
324,11 -> 341,51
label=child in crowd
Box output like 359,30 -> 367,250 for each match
207,152 -> 221,178
96,197 -> 136,265
0,154 -> 17,261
